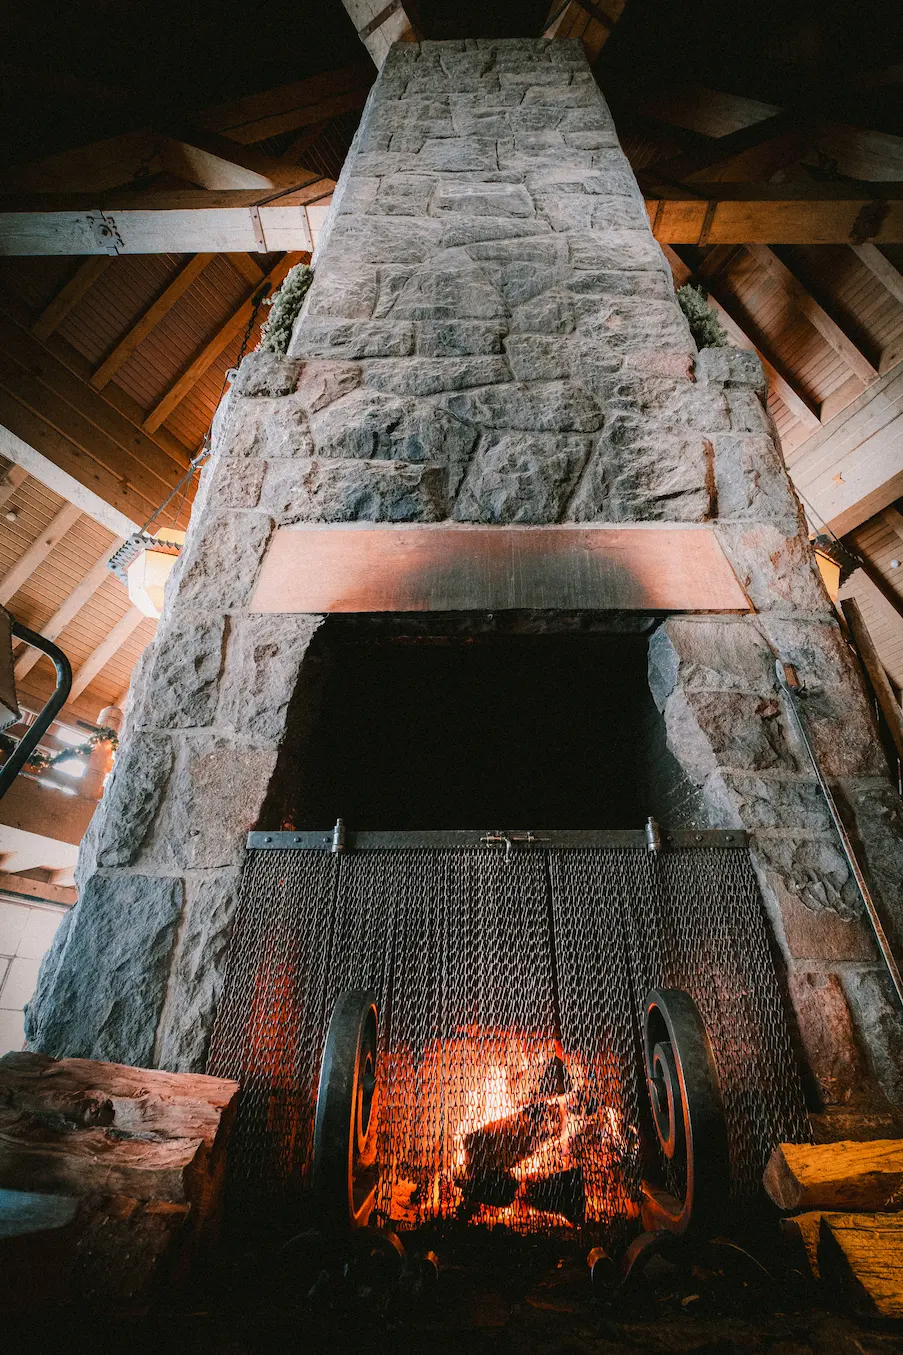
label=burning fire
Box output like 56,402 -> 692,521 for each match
379,1029 -> 637,1232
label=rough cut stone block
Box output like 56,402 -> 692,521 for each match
295,361 -> 362,414
442,380 -> 603,431
696,346 -> 768,394
417,321 -> 506,356
206,457 -> 264,510
363,355 -> 511,396
375,173 -> 438,215
714,432 -> 803,525
510,290 -> 576,335
716,522 -> 830,614
304,263 -> 378,319
843,969 -> 903,1105
221,397 -> 313,459
432,181 -> 535,216
141,612 -> 225,729
788,971 -> 869,1106
329,215 -> 442,263
220,613 -> 323,743
754,836 -> 860,920
230,352 -> 300,397
177,512 -> 273,611
25,874 -> 183,1066
453,432 -> 590,523
416,137 -> 497,172
504,334 -> 571,381
666,687 -> 800,779
759,616 -> 887,777
92,731 -> 175,867
262,458 -> 448,523
155,737 -> 279,869
648,618 -> 778,704
307,388 -> 409,459
292,320 -> 416,360
155,871 -> 241,1072
391,262 -> 508,319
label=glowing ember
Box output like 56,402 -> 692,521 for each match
377,1028 -> 639,1233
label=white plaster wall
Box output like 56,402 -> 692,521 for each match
0,894 -> 66,1054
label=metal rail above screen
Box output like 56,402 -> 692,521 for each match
246,828 -> 750,850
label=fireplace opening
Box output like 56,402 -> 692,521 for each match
262,615 -> 702,832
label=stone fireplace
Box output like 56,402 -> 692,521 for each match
26,32 -> 903,1180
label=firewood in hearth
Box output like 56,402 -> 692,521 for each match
817,1213 -> 903,1318
523,1168 -> 586,1224
463,1100 -> 566,1174
461,1166 -> 519,1209
538,1056 -> 571,1099
764,1141 -> 903,1213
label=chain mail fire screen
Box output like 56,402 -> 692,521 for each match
207,831 -> 808,1243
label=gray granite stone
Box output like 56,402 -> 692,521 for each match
155,870 -> 241,1072
220,613 -> 323,743
177,511 -> 273,610
262,457 -> 448,523
26,873 -> 183,1066
454,432 -> 590,523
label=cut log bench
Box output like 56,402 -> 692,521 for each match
0,1050 -> 238,1311
765,1139 -> 903,1319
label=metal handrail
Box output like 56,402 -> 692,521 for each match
0,622 -> 72,801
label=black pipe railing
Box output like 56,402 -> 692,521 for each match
0,622 -> 72,801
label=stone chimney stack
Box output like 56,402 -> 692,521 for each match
27,38 -> 903,1113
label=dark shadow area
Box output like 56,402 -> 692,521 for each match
261,614 -> 701,831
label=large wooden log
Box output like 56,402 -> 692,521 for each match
764,1140 -> 903,1212
818,1213 -> 903,1318
0,1052 -> 239,1309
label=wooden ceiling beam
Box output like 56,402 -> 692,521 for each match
13,539 -> 125,683
198,62 -> 373,144
747,244 -> 879,385
142,253 -> 304,434
787,358 -> 903,536
0,464 -> 27,509
340,2 -> 418,70
645,183 -> 903,244
0,182 -> 334,255
852,244 -> 903,307
69,607 -> 146,701
31,257 -> 114,341
90,253 -> 214,390
543,0 -> 628,61
0,502 -> 82,606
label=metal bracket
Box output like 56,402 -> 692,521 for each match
247,827 -> 749,851
87,211 -> 123,254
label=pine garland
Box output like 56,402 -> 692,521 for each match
259,263 -> 314,355
677,283 -> 729,349
0,726 -> 118,773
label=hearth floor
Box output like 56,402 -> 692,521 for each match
6,1224 -> 903,1355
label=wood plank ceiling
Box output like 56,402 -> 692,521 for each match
0,0 -> 902,717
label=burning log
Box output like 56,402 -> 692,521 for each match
463,1100 -> 566,1174
462,1166 -> 519,1209
523,1168 -> 586,1224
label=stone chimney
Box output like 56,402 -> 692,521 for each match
27,38 -> 903,1112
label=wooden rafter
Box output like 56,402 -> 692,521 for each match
90,254 -> 214,389
543,0 -> 627,61
0,502 -> 81,606
0,464 -> 27,508
32,257 -> 113,341
199,63 -> 373,144
142,252 -> 304,434
69,607 -> 145,700
661,243 -> 821,429
13,539 -> 125,682
852,245 -> 903,307
0,304 -> 192,527
747,245 -> 879,385
340,2 -> 418,69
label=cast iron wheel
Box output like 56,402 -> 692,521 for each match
311,989 -> 379,1230
640,987 -> 730,1236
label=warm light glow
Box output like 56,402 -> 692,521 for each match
126,530 -> 185,618
382,1029 -> 637,1233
